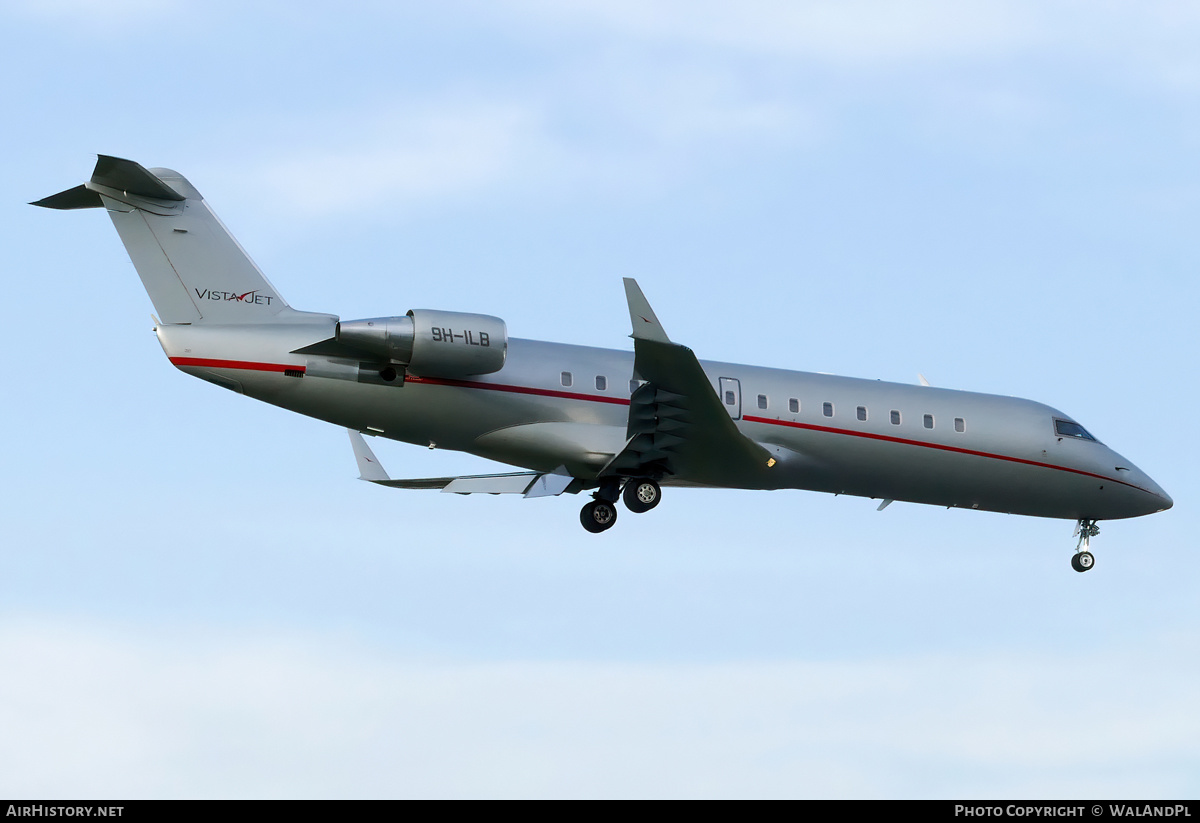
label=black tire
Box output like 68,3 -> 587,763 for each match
622,479 -> 661,514
1073,551 -> 1095,573
580,500 -> 618,533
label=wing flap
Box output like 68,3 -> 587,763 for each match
523,470 -> 574,498
443,474 -> 540,495
347,430 -> 573,496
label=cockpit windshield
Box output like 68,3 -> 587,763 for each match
1054,418 -> 1100,443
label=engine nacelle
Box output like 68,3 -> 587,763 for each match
336,309 -> 507,376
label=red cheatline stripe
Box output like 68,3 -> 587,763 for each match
742,414 -> 1152,493
165,357 -> 1153,496
166,358 -> 628,404
169,357 -> 305,374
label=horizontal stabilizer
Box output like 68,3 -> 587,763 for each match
91,155 -> 186,201
32,155 -> 186,210
30,184 -> 103,210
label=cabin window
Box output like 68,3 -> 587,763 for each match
1054,418 -> 1098,442
823,402 -> 834,418
890,410 -> 901,425
789,398 -> 799,414
954,417 -> 965,433
757,394 -> 768,410
857,406 -> 867,422
560,371 -> 573,388
725,390 -> 736,406
923,414 -> 934,429
595,375 -> 607,391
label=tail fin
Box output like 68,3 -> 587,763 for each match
33,156 -> 298,325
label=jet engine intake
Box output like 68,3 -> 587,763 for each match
336,309 -> 507,376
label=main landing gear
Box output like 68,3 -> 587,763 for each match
622,478 -> 662,514
1071,519 -> 1100,573
579,477 -> 662,533
580,499 -> 619,533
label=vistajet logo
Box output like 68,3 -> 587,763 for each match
194,287 -> 274,306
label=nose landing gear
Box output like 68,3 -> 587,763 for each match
1071,519 -> 1099,572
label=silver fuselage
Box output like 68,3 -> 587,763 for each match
34,157 -> 1171,530
157,318 -> 1172,521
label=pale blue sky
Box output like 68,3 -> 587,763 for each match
1,0 -> 1196,798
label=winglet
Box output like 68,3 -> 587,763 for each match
623,278 -> 671,344
348,429 -> 391,482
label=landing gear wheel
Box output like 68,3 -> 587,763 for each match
1072,519 -> 1100,573
622,479 -> 661,513
580,499 -> 618,533
1071,551 -> 1095,573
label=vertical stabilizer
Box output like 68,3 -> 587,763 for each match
33,156 -> 300,325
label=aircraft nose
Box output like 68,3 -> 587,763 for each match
1132,471 -> 1172,516
1105,451 -> 1172,518
1154,487 -> 1173,512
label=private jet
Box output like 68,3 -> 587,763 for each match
34,156 -> 1173,571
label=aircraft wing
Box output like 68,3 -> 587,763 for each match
603,280 -> 775,486
347,430 -> 573,497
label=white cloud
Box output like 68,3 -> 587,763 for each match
508,0 -> 1039,64
502,0 -> 1200,101
7,0 -> 184,29
1,618 -> 1196,798
184,2 -> 1200,221
243,79 -> 815,218
254,103 -> 540,216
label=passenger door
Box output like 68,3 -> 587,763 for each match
719,377 -> 741,420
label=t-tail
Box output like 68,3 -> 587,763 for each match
33,155 -> 303,326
